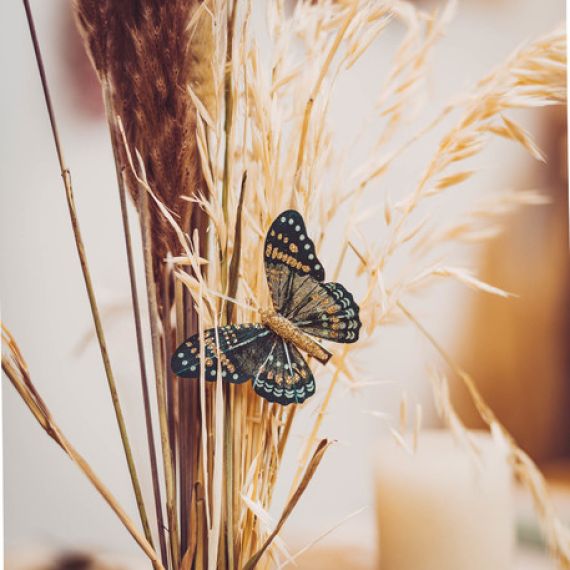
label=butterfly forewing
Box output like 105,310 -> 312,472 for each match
172,324 -> 271,383
264,210 -> 325,314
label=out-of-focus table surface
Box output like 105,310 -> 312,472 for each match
2,544 -> 560,570
6,479 -> 570,569
517,550 -> 557,570
290,546 -> 556,569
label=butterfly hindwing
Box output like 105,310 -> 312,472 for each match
265,210 -> 325,314
252,340 -> 316,406
172,327 -> 316,405
171,324 -> 271,384
289,281 -> 361,343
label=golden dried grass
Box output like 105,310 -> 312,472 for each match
3,1 -> 568,569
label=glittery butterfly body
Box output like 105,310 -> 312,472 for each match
171,210 -> 361,406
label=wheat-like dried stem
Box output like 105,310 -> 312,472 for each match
294,2 -> 357,197
289,346 -> 348,494
140,186 -> 181,568
220,5 -> 240,566
102,83 -> 168,566
22,0 -> 154,552
1,326 -> 163,568
244,439 -> 332,570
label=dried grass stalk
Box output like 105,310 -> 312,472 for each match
243,439 -> 332,570
1,326 -> 163,569
21,0 -> 156,556
9,1 -> 568,568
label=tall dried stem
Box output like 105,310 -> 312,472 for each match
1,326 -> 163,568
22,0 -> 153,552
103,83 -> 168,566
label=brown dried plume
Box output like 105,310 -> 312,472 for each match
74,0 -> 213,276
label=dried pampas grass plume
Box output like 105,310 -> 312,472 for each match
74,0 -> 214,271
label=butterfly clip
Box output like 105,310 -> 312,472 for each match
171,210 -> 361,406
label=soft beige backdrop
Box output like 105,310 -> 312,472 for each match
0,0 -> 564,565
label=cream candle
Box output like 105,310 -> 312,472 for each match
374,429 -> 514,570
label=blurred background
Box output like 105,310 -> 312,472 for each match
1,0 -> 567,568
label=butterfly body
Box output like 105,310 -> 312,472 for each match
171,210 -> 361,406
258,309 -> 332,364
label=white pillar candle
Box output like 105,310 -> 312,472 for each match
374,429 -> 514,570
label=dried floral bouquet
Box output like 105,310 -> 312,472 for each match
2,0 -> 569,569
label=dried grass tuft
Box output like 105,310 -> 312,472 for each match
6,1 -> 568,569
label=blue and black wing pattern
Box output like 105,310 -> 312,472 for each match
171,324 -> 271,384
264,210 -> 325,314
252,340 -> 316,406
289,281 -> 361,343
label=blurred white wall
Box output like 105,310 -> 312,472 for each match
0,0 -> 564,562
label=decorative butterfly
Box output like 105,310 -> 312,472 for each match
171,210 -> 361,406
